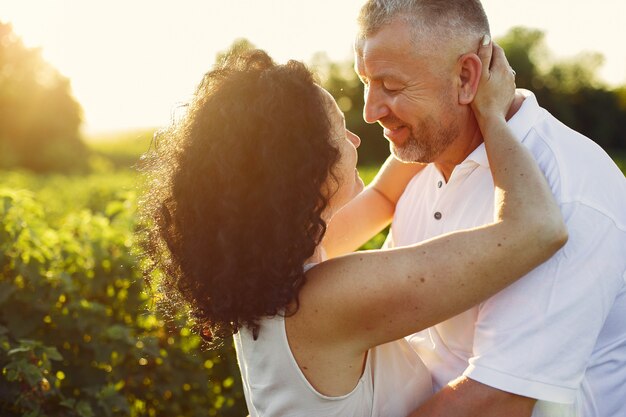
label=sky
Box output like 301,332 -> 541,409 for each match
1,0 -> 625,136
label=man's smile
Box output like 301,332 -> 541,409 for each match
383,125 -> 409,145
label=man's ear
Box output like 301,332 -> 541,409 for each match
457,53 -> 482,105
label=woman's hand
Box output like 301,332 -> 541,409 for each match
471,36 -> 516,128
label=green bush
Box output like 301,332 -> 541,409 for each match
0,177 -> 245,417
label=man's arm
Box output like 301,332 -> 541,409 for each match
408,377 -> 536,417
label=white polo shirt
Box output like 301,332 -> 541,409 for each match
388,90 -> 626,417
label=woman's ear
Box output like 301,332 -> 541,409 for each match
457,53 -> 482,105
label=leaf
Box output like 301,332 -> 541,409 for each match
5,368 -> 19,382
44,347 -> 63,361
22,363 -> 43,386
8,346 -> 31,355
104,324 -> 131,342
60,398 -> 76,409
8,339 -> 41,356
76,400 -> 95,417
105,201 -> 125,218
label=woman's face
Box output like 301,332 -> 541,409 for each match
320,88 -> 364,211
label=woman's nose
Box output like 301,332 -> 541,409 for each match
347,130 -> 361,148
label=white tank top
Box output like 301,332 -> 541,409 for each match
234,313 -> 433,417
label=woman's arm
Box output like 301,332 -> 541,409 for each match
292,40 -> 567,356
322,156 -> 424,258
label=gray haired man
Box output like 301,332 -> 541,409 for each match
355,1 -> 626,416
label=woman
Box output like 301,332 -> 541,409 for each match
141,39 -> 567,416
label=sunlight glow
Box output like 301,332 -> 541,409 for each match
1,0 -> 624,135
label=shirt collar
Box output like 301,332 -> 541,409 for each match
463,89 -> 543,169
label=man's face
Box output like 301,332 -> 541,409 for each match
355,18 -> 461,163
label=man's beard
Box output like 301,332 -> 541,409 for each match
391,112 -> 460,164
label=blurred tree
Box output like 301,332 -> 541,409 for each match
214,38 -> 256,66
543,52 -> 605,93
497,27 -> 548,91
498,27 -> 626,151
0,22 -> 86,173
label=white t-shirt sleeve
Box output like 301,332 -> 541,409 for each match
463,201 -> 626,403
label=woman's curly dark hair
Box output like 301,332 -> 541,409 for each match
140,49 -> 340,342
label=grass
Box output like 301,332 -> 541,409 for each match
87,129 -> 156,170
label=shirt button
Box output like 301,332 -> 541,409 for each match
437,180 -> 443,188
434,212 -> 442,220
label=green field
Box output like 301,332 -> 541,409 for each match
88,130 -> 156,171
1,132 -> 624,417
0,133 -> 245,417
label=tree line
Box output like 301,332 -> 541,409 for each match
1,22 -> 625,170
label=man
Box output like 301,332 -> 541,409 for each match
354,1 -> 626,416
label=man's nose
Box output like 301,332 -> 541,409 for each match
363,86 -> 389,124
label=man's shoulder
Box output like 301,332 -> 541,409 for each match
524,109 -> 626,222
524,108 -> 603,166
512,90 -> 615,182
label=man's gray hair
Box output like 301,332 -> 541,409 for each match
357,0 -> 490,49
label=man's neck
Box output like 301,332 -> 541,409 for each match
434,128 -> 483,181
435,91 -> 526,182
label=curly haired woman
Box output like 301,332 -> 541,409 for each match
141,39 -> 566,416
